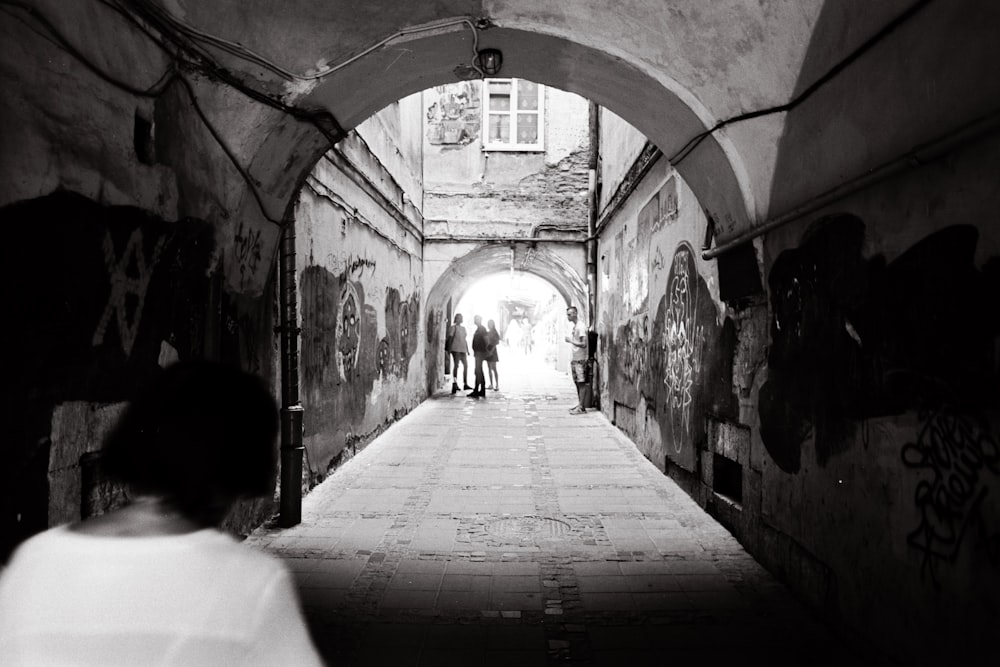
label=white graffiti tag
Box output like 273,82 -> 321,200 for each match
92,228 -> 166,356
663,247 -> 699,451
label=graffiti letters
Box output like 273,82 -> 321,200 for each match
621,317 -> 647,385
233,221 -> 262,285
347,254 -> 377,276
901,406 -> 1000,587
92,228 -> 165,356
663,246 -> 700,449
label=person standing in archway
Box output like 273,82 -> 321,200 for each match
565,306 -> 591,414
447,313 -> 471,394
468,315 -> 488,398
521,317 -> 533,356
486,319 -> 501,391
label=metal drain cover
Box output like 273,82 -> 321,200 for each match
486,516 -> 571,538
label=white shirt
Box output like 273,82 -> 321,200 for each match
0,526 -> 323,666
570,319 -> 589,361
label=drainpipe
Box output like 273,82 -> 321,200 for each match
586,101 -> 600,328
278,209 -> 304,527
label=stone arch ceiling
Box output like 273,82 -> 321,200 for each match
426,245 -> 586,320
168,0 -> 1000,245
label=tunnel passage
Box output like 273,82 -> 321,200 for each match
424,243 -> 587,396
4,2 -> 999,663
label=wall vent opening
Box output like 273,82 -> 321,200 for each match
713,453 -> 743,505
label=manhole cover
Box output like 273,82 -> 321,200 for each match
486,516 -> 571,539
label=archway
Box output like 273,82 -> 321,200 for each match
203,15 -> 765,291
424,242 -> 587,395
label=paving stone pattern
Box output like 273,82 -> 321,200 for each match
246,359 -> 863,666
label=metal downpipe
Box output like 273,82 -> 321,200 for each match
278,212 -> 304,528
586,101 -> 600,327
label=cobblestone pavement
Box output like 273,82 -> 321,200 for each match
246,355 -> 863,666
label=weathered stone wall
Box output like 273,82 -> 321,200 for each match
596,153 -> 736,475
597,111 -> 1000,662
743,130 -> 1000,663
295,108 -> 425,482
423,82 -> 591,236
0,2 -> 287,558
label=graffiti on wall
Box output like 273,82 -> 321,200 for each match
425,82 -> 481,145
380,287 -> 419,378
645,243 -> 735,466
336,281 -> 363,381
346,253 -> 377,277
758,216 -> 1000,474
606,240 -> 736,471
662,246 -> 700,447
300,265 -> 421,463
5,191 -> 216,399
1,191 -> 217,558
91,228 -> 166,357
901,405 -> 1000,587
233,221 -> 263,288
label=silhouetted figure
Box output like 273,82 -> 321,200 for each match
566,306 -> 591,414
486,319 -> 501,391
469,315 -> 488,398
0,359 -> 322,666
447,313 -> 471,393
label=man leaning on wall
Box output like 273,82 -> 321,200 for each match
565,306 -> 591,414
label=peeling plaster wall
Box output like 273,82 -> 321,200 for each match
597,108 -> 649,213
351,92 -> 425,218
296,126 -> 425,481
596,149 -> 736,475
4,1 -> 999,657
743,131 -> 1000,663
0,2 -> 286,559
422,81 -> 591,236
597,118 -> 1000,661
0,192 -> 278,559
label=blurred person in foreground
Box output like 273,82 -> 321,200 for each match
0,359 -> 323,666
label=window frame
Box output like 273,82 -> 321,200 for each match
481,78 -> 545,152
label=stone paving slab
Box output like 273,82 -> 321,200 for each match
246,361 -> 864,666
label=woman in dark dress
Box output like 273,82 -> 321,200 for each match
486,319 -> 501,391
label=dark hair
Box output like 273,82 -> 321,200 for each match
102,359 -> 279,524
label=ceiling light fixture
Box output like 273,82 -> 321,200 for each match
476,48 -> 503,76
